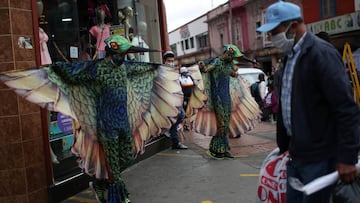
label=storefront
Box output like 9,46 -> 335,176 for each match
39,0 -> 167,202
306,11 -> 360,53
0,0 -> 169,201
39,0 -> 168,63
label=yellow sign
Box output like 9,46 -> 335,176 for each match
110,25 -> 125,36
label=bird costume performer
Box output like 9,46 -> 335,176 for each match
196,44 -> 261,160
0,35 -> 204,203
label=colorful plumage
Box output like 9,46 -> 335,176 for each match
194,50 -> 261,156
0,36 -> 260,201
0,36 -> 190,203
193,60 -> 261,137
0,58 -> 186,202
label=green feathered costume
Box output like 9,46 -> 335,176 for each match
194,44 -> 261,158
0,35 -> 205,203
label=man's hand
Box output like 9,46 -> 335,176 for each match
198,61 -> 205,71
230,71 -> 238,77
336,163 -> 358,183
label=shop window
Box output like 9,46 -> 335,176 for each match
185,39 -> 189,49
46,0 -> 81,62
321,0 -> 336,19
117,0 -> 162,63
236,26 -> 240,41
170,44 -> 177,56
49,111 -> 80,182
38,0 -> 165,185
197,34 -> 208,49
220,33 -> 224,46
256,21 -> 261,37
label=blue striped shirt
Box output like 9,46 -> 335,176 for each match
281,32 -> 307,135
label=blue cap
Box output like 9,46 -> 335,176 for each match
256,1 -> 302,33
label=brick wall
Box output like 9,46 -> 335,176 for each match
0,1 -> 48,202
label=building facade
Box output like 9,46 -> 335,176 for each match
168,0 -> 358,73
246,0 -> 302,73
207,0 -> 250,56
207,2 -> 231,57
304,0 -> 360,52
0,0 -> 169,202
168,14 -> 210,66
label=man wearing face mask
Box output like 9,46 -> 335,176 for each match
162,51 -> 188,149
163,51 -> 176,67
257,1 -> 360,203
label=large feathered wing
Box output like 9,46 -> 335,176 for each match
126,64 -> 184,154
228,76 -> 261,136
0,62 -> 109,179
183,64 -> 208,123
0,67 -> 75,118
193,73 -> 261,137
0,62 -> 185,179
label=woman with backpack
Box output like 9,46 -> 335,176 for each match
262,83 -> 278,122
251,73 -> 267,110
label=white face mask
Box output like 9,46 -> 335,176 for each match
271,24 -> 295,55
165,62 -> 175,67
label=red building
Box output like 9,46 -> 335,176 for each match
302,0 -> 360,51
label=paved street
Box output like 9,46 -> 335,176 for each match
62,122 -> 276,203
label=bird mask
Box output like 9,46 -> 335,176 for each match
223,44 -> 243,63
104,35 -> 160,56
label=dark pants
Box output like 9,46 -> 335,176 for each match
169,108 -> 185,145
261,107 -> 272,121
286,157 -> 336,203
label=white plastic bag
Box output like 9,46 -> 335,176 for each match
256,148 -> 290,203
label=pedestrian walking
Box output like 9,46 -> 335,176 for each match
262,83 -> 278,122
257,1 -> 360,203
163,51 -> 188,150
251,73 -> 267,110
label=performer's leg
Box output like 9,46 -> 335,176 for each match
96,132 -> 133,203
208,99 -> 233,159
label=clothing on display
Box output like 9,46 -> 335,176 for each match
89,24 -> 111,58
131,36 -> 150,62
39,28 -> 52,65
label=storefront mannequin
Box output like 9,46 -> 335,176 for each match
89,9 -> 111,59
38,0 -> 52,65
37,0 -> 43,17
130,21 -> 150,62
118,6 -> 134,40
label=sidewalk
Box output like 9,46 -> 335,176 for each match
190,122 -> 277,157
63,122 -> 276,203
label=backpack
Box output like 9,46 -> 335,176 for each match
251,81 -> 263,108
250,82 -> 260,98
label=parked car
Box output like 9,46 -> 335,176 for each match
237,67 -> 267,86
